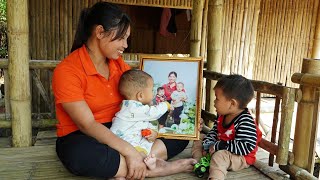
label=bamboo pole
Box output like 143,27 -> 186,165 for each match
0,59 -> 141,69
238,0 -> 248,75
279,165 -> 317,180
247,0 -> 260,79
312,0 -> 320,58
269,93 -> 281,166
7,0 -> 32,147
190,0 -> 205,57
221,0 -> 231,74
207,0 -> 223,114
293,58 -> 320,172
200,0 -> 209,59
276,87 -> 295,165
55,0 -> 59,60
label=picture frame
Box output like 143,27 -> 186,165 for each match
139,55 -> 203,140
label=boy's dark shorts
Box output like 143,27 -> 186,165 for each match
56,123 -> 189,178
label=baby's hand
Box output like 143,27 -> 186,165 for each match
145,130 -> 158,142
209,145 -> 215,155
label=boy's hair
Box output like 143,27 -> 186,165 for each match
157,87 -> 164,93
177,82 -> 184,87
214,74 -> 254,109
119,69 -> 152,99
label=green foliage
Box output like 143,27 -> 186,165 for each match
0,0 -> 6,22
0,0 -> 7,58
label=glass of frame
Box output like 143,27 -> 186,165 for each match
140,55 -> 203,140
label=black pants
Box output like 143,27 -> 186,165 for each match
173,106 -> 184,124
56,122 -> 189,178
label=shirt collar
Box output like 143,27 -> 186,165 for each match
79,45 -> 98,76
79,44 -> 123,79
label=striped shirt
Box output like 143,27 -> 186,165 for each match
203,109 -> 261,165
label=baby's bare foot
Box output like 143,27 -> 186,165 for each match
144,154 -> 157,170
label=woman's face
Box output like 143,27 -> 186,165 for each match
99,26 -> 131,60
168,73 -> 177,83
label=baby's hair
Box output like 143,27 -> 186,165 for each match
157,87 -> 164,93
214,74 -> 254,109
177,82 -> 184,86
119,69 -> 153,99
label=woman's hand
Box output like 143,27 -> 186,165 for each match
125,151 -> 147,180
145,130 -> 158,142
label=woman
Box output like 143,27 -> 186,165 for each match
52,2 -> 195,180
162,71 -> 178,103
158,71 -> 179,128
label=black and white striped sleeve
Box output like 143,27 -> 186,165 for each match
202,120 -> 219,151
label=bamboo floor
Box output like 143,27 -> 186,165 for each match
0,130 -> 289,180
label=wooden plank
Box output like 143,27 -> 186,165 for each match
0,128 -> 294,179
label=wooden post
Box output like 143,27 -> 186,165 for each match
276,88 -> 295,165
206,0 -> 223,115
292,58 -> 320,172
190,0 -> 205,57
7,0 -> 32,147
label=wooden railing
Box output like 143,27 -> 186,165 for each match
202,70 -> 318,180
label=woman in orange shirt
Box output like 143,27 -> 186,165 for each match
52,2 -> 196,179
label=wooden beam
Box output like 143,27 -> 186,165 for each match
103,0 -> 193,9
7,0 -> 32,147
0,119 -> 57,128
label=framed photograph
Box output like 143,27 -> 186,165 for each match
140,55 -> 203,140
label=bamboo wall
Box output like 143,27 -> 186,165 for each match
25,0 -> 319,114
27,0 -> 191,114
253,0 -> 318,87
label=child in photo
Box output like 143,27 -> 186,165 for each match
171,82 -> 187,125
110,69 -> 170,173
154,87 -> 168,129
192,74 -> 262,180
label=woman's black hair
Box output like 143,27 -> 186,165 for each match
71,2 -> 131,52
168,71 -> 177,78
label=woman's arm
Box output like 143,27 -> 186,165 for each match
62,100 -> 147,179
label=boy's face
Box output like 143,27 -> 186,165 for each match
140,78 -> 154,104
213,88 -> 233,116
176,83 -> 184,91
158,89 -> 165,96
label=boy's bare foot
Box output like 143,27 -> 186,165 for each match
144,154 -> 157,170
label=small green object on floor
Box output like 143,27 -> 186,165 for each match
193,153 -> 211,178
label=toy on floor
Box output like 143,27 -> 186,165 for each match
193,153 -> 211,178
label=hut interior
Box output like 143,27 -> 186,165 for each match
0,0 -> 320,179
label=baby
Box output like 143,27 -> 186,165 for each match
110,69 -> 170,171
171,82 -> 187,125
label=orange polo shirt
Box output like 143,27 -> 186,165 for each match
52,45 -> 130,137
